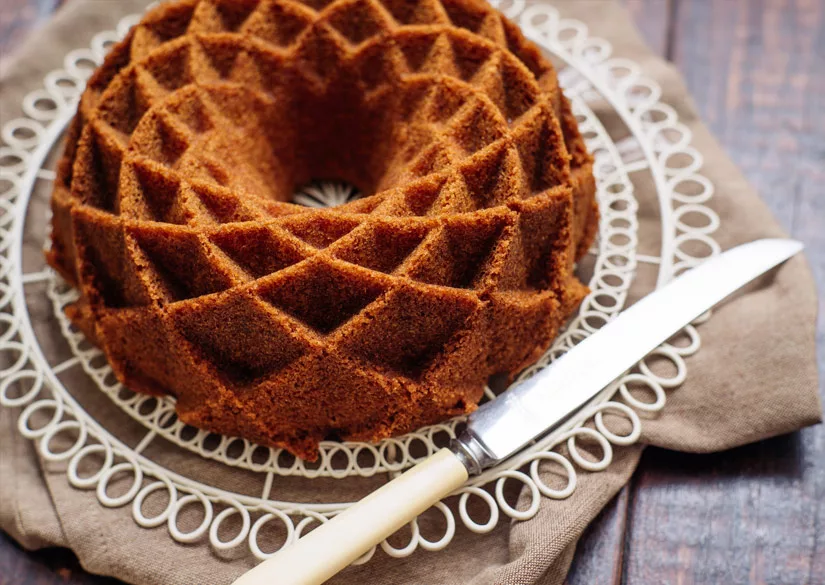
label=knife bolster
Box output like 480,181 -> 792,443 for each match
450,432 -> 497,475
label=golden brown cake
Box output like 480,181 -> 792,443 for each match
48,0 -> 598,460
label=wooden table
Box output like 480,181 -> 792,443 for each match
1,0 -> 822,583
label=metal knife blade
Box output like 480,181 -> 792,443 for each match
235,238 -> 804,585
454,238 -> 804,472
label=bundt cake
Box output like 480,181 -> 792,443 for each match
48,0 -> 598,460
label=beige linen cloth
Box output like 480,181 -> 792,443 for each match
0,1 -> 821,584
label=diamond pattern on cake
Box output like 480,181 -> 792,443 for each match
280,214 -> 361,248
403,212 -> 511,289
325,0 -> 394,46
380,0 -> 448,26
259,259 -> 389,334
127,225 -> 237,301
48,0 -> 598,460
445,100 -> 505,157
330,221 -> 429,273
95,70 -> 156,136
335,283 -> 480,379
209,224 -> 309,278
171,290 -> 310,385
121,160 -> 186,222
243,0 -> 316,47
135,111 -> 193,168
70,124 -> 124,213
441,0 -> 487,33
459,142 -> 524,208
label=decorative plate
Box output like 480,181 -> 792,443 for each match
0,0 -> 719,563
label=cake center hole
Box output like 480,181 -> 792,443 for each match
141,73 -> 452,211
292,180 -> 360,209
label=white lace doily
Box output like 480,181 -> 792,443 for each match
0,1 -> 719,564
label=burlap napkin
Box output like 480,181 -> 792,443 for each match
0,1 -> 821,584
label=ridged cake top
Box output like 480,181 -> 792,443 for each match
48,0 -> 594,458
58,0 -> 576,306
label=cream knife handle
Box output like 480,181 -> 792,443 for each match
232,448 -> 469,585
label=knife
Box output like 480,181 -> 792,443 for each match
233,238 -> 803,585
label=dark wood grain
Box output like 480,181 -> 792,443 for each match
564,487 -> 631,585
0,0 -> 67,62
0,532 -> 120,585
1,0 -> 823,584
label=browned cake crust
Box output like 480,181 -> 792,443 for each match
47,0 -> 598,460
